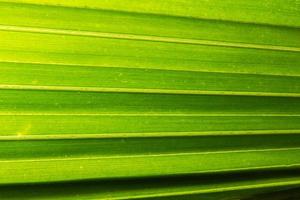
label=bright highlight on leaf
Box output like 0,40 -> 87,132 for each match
0,0 -> 300,199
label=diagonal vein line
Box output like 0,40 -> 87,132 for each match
1,130 -> 300,140
1,147 -> 300,163
0,24 -> 299,52
1,84 -> 300,97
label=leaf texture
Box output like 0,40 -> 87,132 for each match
0,0 -> 300,199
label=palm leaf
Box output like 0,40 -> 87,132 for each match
0,0 -> 300,199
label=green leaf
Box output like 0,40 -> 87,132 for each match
0,0 -> 300,199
